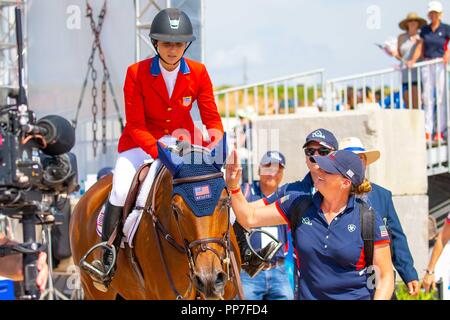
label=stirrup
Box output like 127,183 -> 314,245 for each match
80,242 -> 117,290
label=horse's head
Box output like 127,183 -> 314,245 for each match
157,136 -> 231,299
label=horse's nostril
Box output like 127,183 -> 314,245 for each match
194,274 -> 205,290
215,271 -> 226,287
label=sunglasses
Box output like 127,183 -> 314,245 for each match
304,147 -> 332,157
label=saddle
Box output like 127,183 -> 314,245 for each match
105,161 -> 156,246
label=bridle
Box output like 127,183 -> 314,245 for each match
145,169 -> 234,300
172,172 -> 232,285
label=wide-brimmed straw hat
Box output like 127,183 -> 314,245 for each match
339,137 -> 381,166
399,12 -> 427,31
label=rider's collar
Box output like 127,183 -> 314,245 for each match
151,56 -> 190,76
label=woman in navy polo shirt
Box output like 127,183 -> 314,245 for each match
226,150 -> 394,300
409,1 -> 450,142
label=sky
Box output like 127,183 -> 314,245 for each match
203,0 -> 450,86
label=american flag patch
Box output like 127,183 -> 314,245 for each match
379,225 -> 389,238
194,185 -> 212,201
182,96 -> 192,107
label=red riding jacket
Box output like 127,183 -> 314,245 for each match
118,56 -> 224,158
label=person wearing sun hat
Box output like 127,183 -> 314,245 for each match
340,137 -> 420,297
385,12 -> 426,109
409,1 -> 450,141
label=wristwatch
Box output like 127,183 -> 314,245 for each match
424,269 -> 435,275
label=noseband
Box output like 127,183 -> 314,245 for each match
146,170 -> 233,299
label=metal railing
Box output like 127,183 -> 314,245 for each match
214,69 -> 325,126
214,69 -> 324,183
325,58 -> 450,176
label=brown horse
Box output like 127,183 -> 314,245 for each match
70,142 -> 242,300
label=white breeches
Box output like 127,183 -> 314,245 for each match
109,136 -> 177,206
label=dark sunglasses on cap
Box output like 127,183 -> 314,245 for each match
304,147 -> 332,157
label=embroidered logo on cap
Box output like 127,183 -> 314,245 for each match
346,169 -> 354,178
311,130 -> 325,139
194,185 -> 212,201
182,96 -> 192,107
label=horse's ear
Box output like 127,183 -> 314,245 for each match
211,133 -> 227,171
157,141 -> 183,176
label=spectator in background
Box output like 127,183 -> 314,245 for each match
355,87 -> 380,110
336,87 -> 355,111
340,137 -> 420,296
97,167 -> 114,181
409,1 -> 450,142
385,13 -> 426,110
422,212 -> 450,293
0,233 -> 48,293
238,151 -> 293,300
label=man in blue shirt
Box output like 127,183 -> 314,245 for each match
259,128 -> 338,207
339,137 -> 420,296
239,151 -> 293,300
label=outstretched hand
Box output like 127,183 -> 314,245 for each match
225,149 -> 242,190
36,252 -> 48,292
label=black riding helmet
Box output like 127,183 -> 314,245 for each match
150,8 -> 196,42
150,8 -> 195,65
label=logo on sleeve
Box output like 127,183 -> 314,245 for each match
347,224 -> 356,232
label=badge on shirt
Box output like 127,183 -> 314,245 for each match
379,225 -> 389,237
182,96 -> 192,107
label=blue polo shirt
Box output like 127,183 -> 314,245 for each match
242,181 -> 289,262
275,191 -> 390,300
266,173 -> 418,285
420,23 -> 450,59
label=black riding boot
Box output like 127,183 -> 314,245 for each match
101,201 -> 123,271
81,201 -> 123,292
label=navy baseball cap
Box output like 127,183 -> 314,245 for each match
260,151 -> 286,168
97,166 -> 114,180
311,150 -> 364,185
302,128 -> 339,150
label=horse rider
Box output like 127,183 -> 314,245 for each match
84,8 -> 224,290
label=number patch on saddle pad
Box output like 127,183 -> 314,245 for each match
194,185 -> 212,201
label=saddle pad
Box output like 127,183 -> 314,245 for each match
96,159 -> 163,248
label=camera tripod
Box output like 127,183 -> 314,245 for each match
39,218 -> 70,300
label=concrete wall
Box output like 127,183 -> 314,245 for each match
250,109 -> 428,277
392,195 -> 429,275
